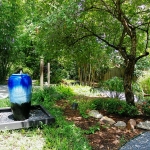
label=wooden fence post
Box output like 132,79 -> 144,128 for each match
47,63 -> 50,87
40,56 -> 44,88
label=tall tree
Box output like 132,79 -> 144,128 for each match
63,0 -> 150,105
79,0 -> 150,105
35,0 -> 150,105
0,0 -> 23,82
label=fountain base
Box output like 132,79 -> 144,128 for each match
0,105 -> 55,130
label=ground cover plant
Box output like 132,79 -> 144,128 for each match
0,85 -> 91,150
0,84 -> 150,149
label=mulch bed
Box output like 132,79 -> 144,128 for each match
56,99 -> 148,150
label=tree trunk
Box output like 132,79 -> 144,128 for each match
123,58 -> 135,105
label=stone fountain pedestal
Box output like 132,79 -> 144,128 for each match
0,105 -> 55,130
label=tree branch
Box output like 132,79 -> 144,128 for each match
68,34 -> 93,46
117,28 -> 128,59
136,52 -> 149,62
145,22 -> 150,52
82,25 -> 118,49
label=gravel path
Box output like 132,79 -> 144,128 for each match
120,131 -> 150,150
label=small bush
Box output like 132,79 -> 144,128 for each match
138,71 -> 150,94
78,99 -> 96,118
103,77 -> 124,93
93,98 -> 139,117
32,85 -> 74,105
142,99 -> 150,116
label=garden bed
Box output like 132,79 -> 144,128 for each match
56,99 -> 149,150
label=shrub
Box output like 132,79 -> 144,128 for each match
132,82 -> 144,101
138,71 -> 150,94
78,99 -> 96,118
102,77 -> 124,98
32,85 -> 74,105
93,98 -> 139,117
103,77 -> 124,92
142,99 -> 150,116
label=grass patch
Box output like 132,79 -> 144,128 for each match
0,85 -> 91,150
0,98 -> 11,107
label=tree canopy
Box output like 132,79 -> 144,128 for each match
0,0 -> 150,104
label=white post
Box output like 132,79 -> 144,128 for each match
40,57 -> 44,88
47,63 -> 50,87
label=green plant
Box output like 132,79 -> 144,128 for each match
78,99 -> 96,118
0,86 -> 91,150
142,99 -> 150,116
83,123 -> 100,134
54,85 -> 74,99
93,98 -> 139,117
132,82 -> 144,101
32,85 -> 74,105
119,135 -> 128,147
102,77 -> 124,99
138,71 -> 150,94
103,77 -> 124,92
0,98 -> 10,107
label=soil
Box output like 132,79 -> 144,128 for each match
56,99 -> 149,150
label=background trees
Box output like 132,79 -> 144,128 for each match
0,0 -> 149,105
35,0 -> 149,104
0,0 -> 23,82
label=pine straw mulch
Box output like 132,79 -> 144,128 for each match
56,99 -> 149,150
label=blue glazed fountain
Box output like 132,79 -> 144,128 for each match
8,74 -> 32,120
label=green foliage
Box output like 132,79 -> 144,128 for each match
138,71 -> 150,94
132,81 -> 144,101
83,123 -> 100,135
119,135 -> 128,147
142,99 -> 150,116
103,77 -> 124,92
78,99 -> 96,118
53,85 -> 75,99
23,67 -> 33,76
0,0 -> 23,82
32,85 -> 74,105
93,98 -> 139,117
50,60 -> 69,83
0,86 -> 91,150
0,98 -> 10,107
43,122 -> 91,150
31,86 -> 91,150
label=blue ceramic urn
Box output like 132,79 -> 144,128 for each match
8,74 -> 32,120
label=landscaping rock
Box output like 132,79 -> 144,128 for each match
88,110 -> 103,119
127,119 -> 136,130
100,116 -> 116,125
114,121 -> 126,129
137,120 -> 150,130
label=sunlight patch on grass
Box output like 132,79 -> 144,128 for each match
69,85 -> 101,97
0,98 -> 10,108
0,129 -> 45,150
